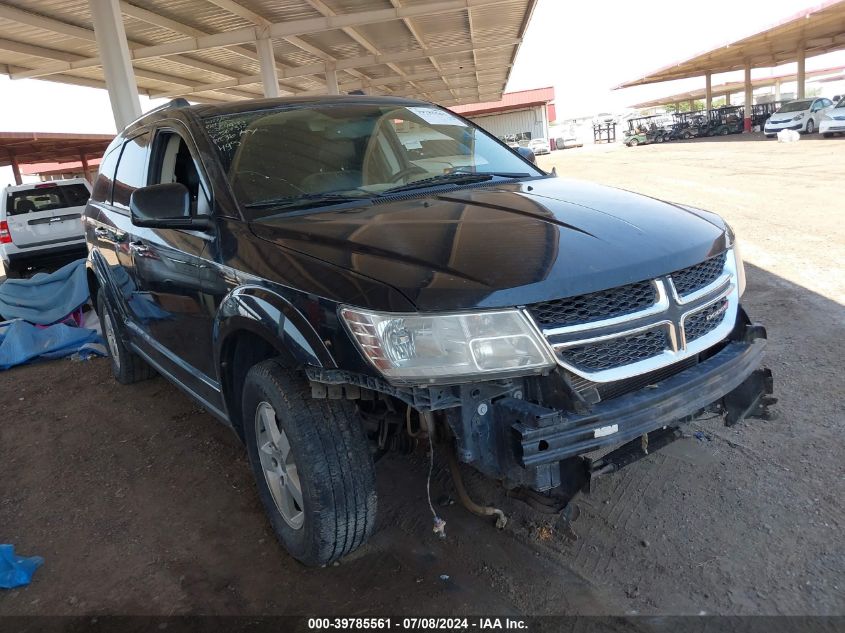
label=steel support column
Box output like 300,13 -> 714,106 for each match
79,151 -> 91,183
88,0 -> 141,130
743,63 -> 752,132
725,92 -> 731,105
325,64 -> 339,95
705,72 -> 712,110
797,44 -> 806,99
775,79 -> 782,102
256,37 -> 280,97
8,151 -> 22,185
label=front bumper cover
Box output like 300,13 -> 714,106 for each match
510,338 -> 768,468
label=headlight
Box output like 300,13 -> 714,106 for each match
340,307 -> 555,384
791,113 -> 805,121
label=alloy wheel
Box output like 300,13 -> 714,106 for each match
255,401 -> 305,529
102,310 -> 121,371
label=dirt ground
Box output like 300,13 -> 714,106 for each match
1,134 -> 843,616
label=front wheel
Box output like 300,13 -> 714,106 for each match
242,360 -> 377,566
805,119 -> 815,134
823,132 -> 833,138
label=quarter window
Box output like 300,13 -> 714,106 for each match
112,132 -> 152,211
91,146 -> 119,203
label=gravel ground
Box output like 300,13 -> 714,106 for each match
1,134 -> 842,616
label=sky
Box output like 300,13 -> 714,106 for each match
2,0 -> 844,183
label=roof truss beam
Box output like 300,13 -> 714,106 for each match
8,0 -> 514,80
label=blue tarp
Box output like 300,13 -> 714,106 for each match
0,259 -> 89,325
0,320 -> 102,370
0,545 -> 43,589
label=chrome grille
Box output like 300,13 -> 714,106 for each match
529,249 -> 738,383
670,252 -> 727,297
528,280 -> 656,328
683,298 -> 729,342
558,328 -> 667,372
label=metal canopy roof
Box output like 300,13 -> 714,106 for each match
0,131 -> 113,167
617,0 -> 845,88
629,65 -> 845,108
0,0 -> 536,107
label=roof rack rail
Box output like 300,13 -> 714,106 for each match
144,98 -> 190,117
125,98 -> 190,129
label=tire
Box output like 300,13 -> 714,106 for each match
805,119 -> 815,134
823,132 -> 833,138
97,289 -> 156,384
628,138 -> 639,146
241,360 -> 377,566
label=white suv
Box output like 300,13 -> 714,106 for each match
1,178 -> 91,278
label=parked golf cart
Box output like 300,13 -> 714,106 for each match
707,106 -> 745,136
623,114 -> 664,146
751,102 -> 783,130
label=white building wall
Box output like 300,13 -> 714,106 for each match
468,106 -> 549,141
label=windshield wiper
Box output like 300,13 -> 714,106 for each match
380,173 -> 498,195
245,192 -> 372,210
451,169 -> 533,178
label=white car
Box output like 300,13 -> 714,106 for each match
1,178 -> 91,278
529,137 -> 551,155
820,97 -> 845,137
763,97 -> 834,137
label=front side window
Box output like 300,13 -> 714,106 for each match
203,103 -> 542,218
150,130 -> 210,215
112,132 -> 152,211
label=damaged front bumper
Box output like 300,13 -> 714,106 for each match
449,323 -> 774,492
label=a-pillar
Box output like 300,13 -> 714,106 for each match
743,62 -> 753,132
88,0 -> 141,130
256,37 -> 280,97
705,72 -> 712,110
325,64 -> 339,95
797,44 -> 806,99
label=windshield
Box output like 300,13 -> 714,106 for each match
203,102 -> 542,216
778,100 -> 812,113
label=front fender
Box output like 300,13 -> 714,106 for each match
213,285 -> 335,380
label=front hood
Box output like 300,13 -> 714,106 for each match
249,178 -> 729,311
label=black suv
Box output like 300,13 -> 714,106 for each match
84,96 -> 774,566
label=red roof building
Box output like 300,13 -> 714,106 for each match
450,87 -> 556,143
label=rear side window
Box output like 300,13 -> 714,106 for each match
91,146 -> 119,203
112,132 -> 151,211
6,184 -> 90,216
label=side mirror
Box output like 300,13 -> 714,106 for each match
130,183 -> 211,231
516,146 -> 537,164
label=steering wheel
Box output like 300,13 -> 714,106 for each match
389,166 -> 427,184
